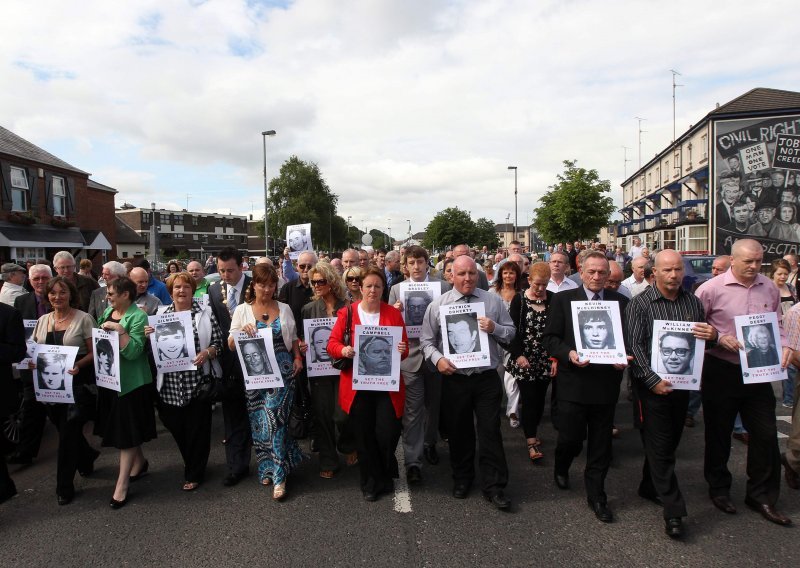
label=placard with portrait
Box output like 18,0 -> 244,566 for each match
650,320 -> 705,390
92,328 -> 121,392
570,300 -> 626,365
735,312 -> 787,384
233,328 -> 284,389
304,317 -> 337,377
439,302 -> 491,369
148,311 -> 197,373
398,281 -> 440,338
352,325 -> 402,391
33,344 -> 79,404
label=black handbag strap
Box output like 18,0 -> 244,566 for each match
343,304 -> 353,345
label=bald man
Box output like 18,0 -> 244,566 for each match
622,257 -> 651,297
129,267 -> 163,315
186,260 -> 210,297
626,249 -> 715,538
452,244 -> 489,290
696,239 -> 792,525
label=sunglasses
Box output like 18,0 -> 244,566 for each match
310,279 -> 328,287
297,264 -> 312,270
346,276 -> 361,283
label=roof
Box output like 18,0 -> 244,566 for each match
87,179 -> 119,194
494,223 -> 529,232
709,88 -> 800,117
0,125 -> 88,175
115,216 -> 147,244
0,221 -> 85,248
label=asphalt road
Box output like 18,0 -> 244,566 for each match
1,389 -> 797,568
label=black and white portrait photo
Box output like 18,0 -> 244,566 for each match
155,320 -> 189,362
310,325 -> 332,364
405,291 -> 432,327
578,310 -> 615,350
656,331 -> 695,376
95,337 -> 115,376
744,324 -> 780,368
37,352 -> 67,391
357,335 -> 392,376
445,313 -> 479,354
239,337 -> 273,376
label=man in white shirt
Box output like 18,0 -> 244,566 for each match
621,256 -> 650,297
629,237 -> 643,260
546,252 -> 578,294
0,263 -> 27,306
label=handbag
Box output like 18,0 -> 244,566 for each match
288,373 -> 313,440
195,363 -> 224,403
331,305 -> 353,371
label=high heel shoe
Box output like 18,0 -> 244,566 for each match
109,495 -> 128,509
129,460 -> 149,482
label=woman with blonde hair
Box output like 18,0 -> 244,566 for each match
343,266 -> 363,303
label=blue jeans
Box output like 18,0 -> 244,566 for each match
783,366 -> 796,406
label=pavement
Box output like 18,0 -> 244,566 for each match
1,389 -> 798,568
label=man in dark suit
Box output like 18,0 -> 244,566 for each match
543,251 -> 630,523
208,247 -> 252,487
0,301 -> 27,502
7,264 -> 52,465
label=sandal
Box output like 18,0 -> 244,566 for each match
346,452 -> 359,466
273,483 -> 287,501
182,481 -> 200,492
527,440 -> 544,462
261,478 -> 272,487
319,470 -> 335,479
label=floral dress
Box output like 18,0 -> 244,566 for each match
247,318 -> 305,485
505,296 -> 550,382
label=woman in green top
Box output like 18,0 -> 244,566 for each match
95,276 -> 155,509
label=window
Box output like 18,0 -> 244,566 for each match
192,234 -> 198,240
664,161 -> 669,182
10,166 -> 28,212
678,225 -> 707,253
174,214 -> 184,224
673,151 -> 681,177
52,176 -> 66,216
160,213 -> 170,224
701,134 -> 708,160
192,216 -> 198,226
175,233 -> 184,238
122,251 -> 129,258
142,212 -> 151,223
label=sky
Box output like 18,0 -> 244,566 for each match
1,0 -> 797,243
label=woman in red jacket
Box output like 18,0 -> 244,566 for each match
328,266 -> 408,502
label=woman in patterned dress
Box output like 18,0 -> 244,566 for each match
228,263 -> 304,500
506,262 -> 557,461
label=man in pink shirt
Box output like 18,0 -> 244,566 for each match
695,239 -> 792,525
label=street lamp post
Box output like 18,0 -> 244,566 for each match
388,218 -> 391,250
346,216 -> 351,248
505,213 -> 510,248
508,166 -> 518,244
262,129 -> 277,256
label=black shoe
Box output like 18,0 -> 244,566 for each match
484,491 -> 511,510
78,449 -> 101,477
109,496 -> 128,509
129,460 -> 149,482
637,487 -> 663,506
223,472 -> 247,487
6,453 -> 32,466
710,495 -> 737,514
453,483 -> 470,499
57,494 -> 73,506
589,501 -> 613,523
363,491 -> 378,502
744,497 -> 792,526
424,445 -> 439,465
406,466 -> 422,484
665,517 -> 683,538
554,472 -> 569,490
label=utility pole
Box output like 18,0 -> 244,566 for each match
622,146 -> 631,179
670,69 -> 683,143
634,117 -> 647,169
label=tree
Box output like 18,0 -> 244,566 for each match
422,207 -> 476,251
533,160 -> 615,243
473,217 -> 501,250
265,156 -> 349,252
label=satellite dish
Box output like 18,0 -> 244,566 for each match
361,234 -> 373,245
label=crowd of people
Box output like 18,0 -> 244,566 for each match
0,238 -> 799,540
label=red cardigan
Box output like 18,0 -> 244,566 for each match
327,301 -> 408,418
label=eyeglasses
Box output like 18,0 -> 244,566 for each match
298,264 -> 312,270
661,348 -> 690,357
346,276 -> 360,283
310,279 -> 328,287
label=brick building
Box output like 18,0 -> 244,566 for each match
0,126 -> 116,266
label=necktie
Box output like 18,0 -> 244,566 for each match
228,285 -> 238,315
592,293 -> 600,301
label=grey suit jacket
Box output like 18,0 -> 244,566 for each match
88,286 -> 108,322
388,274 -> 451,373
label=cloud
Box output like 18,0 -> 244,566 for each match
0,0 -> 796,240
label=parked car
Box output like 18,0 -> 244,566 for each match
682,255 -> 716,291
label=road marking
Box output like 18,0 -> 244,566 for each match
393,443 -> 412,513
778,415 -> 792,439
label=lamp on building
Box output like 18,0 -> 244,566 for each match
508,166 -> 518,239
262,129 -> 277,256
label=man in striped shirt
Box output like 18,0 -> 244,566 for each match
625,249 -> 716,538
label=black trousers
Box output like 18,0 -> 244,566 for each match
310,375 -> 356,472
554,399 -> 615,503
441,370 -> 508,495
349,391 -> 401,494
636,385 -> 689,519
159,398 -> 213,483
702,356 -> 780,506
16,373 -> 47,459
221,379 -> 251,476
518,379 -> 550,439
44,405 -> 98,498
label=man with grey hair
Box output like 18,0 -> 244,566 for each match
88,261 -> 127,321
383,250 -> 402,299
341,248 -> 359,269
279,250 -> 318,328
129,267 -> 163,315
622,256 -> 651,297
53,251 -> 98,311
7,264 -> 53,465
0,263 -> 27,306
